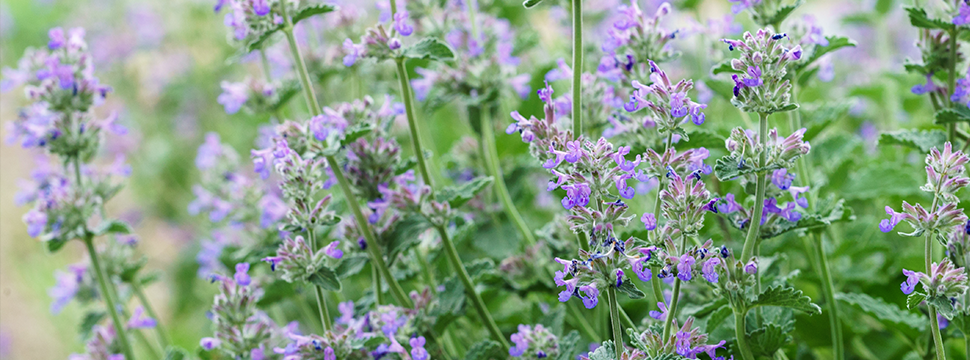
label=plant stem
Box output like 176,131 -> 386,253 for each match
571,0 -> 583,137
928,231 -> 948,360
85,236 -> 136,360
278,3 -> 412,308
607,286 -> 623,360
739,113 -> 770,263
434,225 -> 509,351
280,3 -> 321,115
395,58 -> 435,189
373,264 -> 384,305
306,230 -> 333,331
813,232 -> 844,360
661,271 -> 682,340
734,308 -> 756,360
474,105 -> 536,246
131,280 -> 171,348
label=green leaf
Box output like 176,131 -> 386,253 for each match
757,198 -> 855,239
291,3 -> 337,23
268,80 -> 302,112
256,280 -> 297,307
164,346 -> 190,360
748,323 -> 791,357
836,292 -> 927,331
751,285 -> 822,314
770,103 -> 799,114
539,304 -> 567,336
402,38 -> 456,62
435,276 -> 466,316
465,340 -> 503,360
801,101 -> 852,142
711,59 -> 741,75
616,280 -> 645,299
436,176 -> 493,208
47,237 -> 69,253
905,6 -> 951,30
935,106 -> 970,125
79,311 -> 106,339
758,1 -> 802,27
307,266 -> 342,291
679,129 -> 727,150
927,295 -> 959,319
93,219 -> 133,236
523,0 -> 543,8
554,331 -> 583,360
879,129 -> 947,153
384,214 -> 431,260
466,258 -> 496,280
335,253 -> 369,279
587,340 -> 616,360
796,36 -> 857,73
907,292 -> 927,310
713,154 -> 783,182
706,305 -> 733,332
681,297 -> 729,319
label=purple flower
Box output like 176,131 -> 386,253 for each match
879,206 -> 904,233
48,265 -> 84,314
252,0 -> 270,16
641,213 -> 657,230
677,254 -> 695,281
200,337 -> 221,350
48,27 -> 66,49
23,209 -> 47,238
718,193 -> 743,214
510,74 -> 531,99
702,257 -> 721,283
631,253 -> 653,282
217,81 -> 248,114
342,39 -> 365,67
728,0 -> 761,14
324,241 -> 343,259
901,269 -> 920,295
393,11 -> 414,36
742,66 -> 763,87
234,262 -> 251,286
771,168 -> 794,190
579,285 -> 599,309
410,337 -> 428,360
912,74 -> 937,95
127,306 -> 157,329
561,183 -> 591,209
615,175 -> 635,199
649,301 -> 668,320
744,260 -> 758,274
337,301 -> 355,325
955,2 -> 970,26
939,313 -> 950,329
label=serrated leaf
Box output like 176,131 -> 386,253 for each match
713,154 -> 783,181
706,305 -> 733,332
384,214 -> 431,260
935,106 -> 970,125
93,219 -> 132,236
587,340 -> 616,360
164,346 -> 190,360
466,258 -> 495,280
291,3 -> 337,23
879,129 -> 947,153
748,323 -> 791,357
268,80 -> 301,112
335,253 -> 368,279
905,6 -> 951,30
757,1 -> 802,27
711,59 -> 741,75
681,297 -> 729,319
435,176 -> 493,208
465,340 -> 503,360
307,266 -> 341,291
907,292 -> 927,310
836,292 -> 927,331
751,285 -> 822,314
927,295 -> 959,319
523,0 -> 543,8
616,280 -> 645,299
555,331 -> 583,360
402,38 -> 455,62
801,101 -> 851,142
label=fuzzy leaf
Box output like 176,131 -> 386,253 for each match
539,304 -> 567,336
879,129 -> 947,153
464,340 -> 503,360
801,101 -> 851,142
836,292 -> 927,331
523,0 -> 544,8
307,266 -> 341,291
436,276 -> 466,316
587,340 -> 616,360
758,198 -> 855,239
907,292 -> 927,310
291,3 -> 337,23
554,331 -> 583,360
335,253 -> 369,279
748,323 -> 791,357
751,285 -> 822,314
757,0 -> 802,27
681,298 -> 729,319
384,214 -> 431,260
47,237 -> 69,253
466,258 -> 496,280
935,106 -> 970,125
402,38 -> 456,62
711,59 -> 741,75
713,154 -> 783,181
93,219 -> 133,236
616,280 -> 645,299
268,80 -> 302,111
905,6 -> 951,30
706,305 -> 733,332
928,295 -> 959,319
436,176 -> 494,208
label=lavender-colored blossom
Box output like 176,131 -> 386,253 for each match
393,11 -> 414,36
127,306 -> 157,329
955,2 -> 970,26
641,213 -> 657,230
201,337 -> 221,350
901,268 -> 920,295
234,262 -> 251,286
410,337 -> 428,360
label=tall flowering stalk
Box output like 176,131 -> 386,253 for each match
882,142 -> 970,360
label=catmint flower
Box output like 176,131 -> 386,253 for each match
901,269 -> 920,295
951,70 -> 970,107
771,169 -> 795,190
509,324 -> 559,358
641,213 -> 657,230
342,39 -> 366,67
723,29 -> 799,113
901,259 -> 969,298
912,74 -> 939,95
127,306 -> 157,329
955,2 -> 970,26
744,260 -> 758,274
625,61 -> 707,133
729,0 -> 761,14
234,263 -> 251,286
48,264 -> 86,314
561,183 -> 592,209
323,241 -> 343,259
676,254 -> 695,281
409,337 -> 428,360
201,337 -> 221,350
923,142 -> 970,202
702,257 -> 721,283
393,11 -> 414,36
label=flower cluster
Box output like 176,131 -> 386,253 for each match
632,317 -> 726,359
509,324 -> 559,358
214,0 -> 293,44
724,127 -> 812,173
261,235 -> 343,283
623,60 -> 707,133
601,2 -> 679,81
189,133 -> 269,225
722,29 -> 801,114
342,10 -> 417,66
203,263 -> 280,359
881,142 -> 970,236
216,77 -> 283,115
900,259 -> 969,300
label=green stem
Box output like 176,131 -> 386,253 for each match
734,309 -> 756,360
571,0 -> 583,137
131,281 -> 171,348
85,236 -> 136,360
928,232 -> 948,360
395,58 -> 435,189
607,286 -> 623,359
739,113 -> 770,262
373,264 -> 384,305
813,233 -> 844,360
435,225 -> 509,351
306,230 -> 333,331
280,3 -> 321,115
662,234 -> 688,339
474,105 -> 536,246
